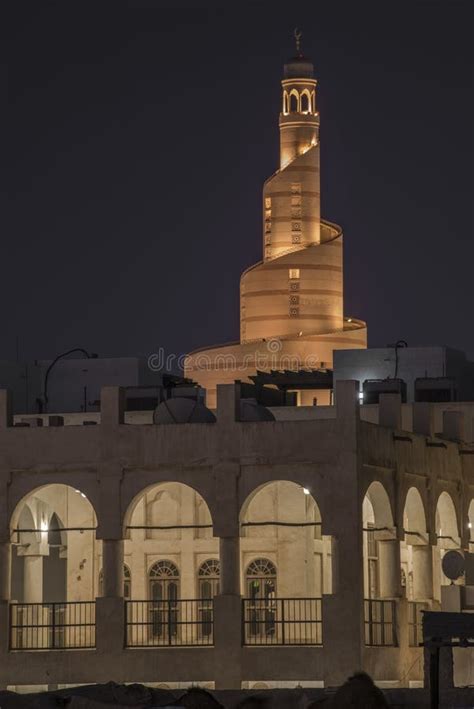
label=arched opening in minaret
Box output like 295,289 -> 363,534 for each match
300,90 -> 311,114
283,91 -> 289,115
289,90 -> 299,113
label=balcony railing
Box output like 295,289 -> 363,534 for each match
408,601 -> 428,647
10,602 -> 96,650
125,599 -> 214,647
242,598 -> 322,646
364,599 -> 397,647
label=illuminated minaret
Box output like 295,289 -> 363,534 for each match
186,34 -> 367,407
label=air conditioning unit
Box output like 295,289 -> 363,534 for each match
362,378 -> 407,404
415,377 -> 456,403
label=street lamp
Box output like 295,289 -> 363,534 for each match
42,348 -> 98,413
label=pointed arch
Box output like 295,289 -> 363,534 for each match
289,89 -> 299,113
300,89 -> 311,114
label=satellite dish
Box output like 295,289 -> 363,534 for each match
153,398 -> 216,424
442,550 -> 465,582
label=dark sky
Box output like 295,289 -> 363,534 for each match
5,0 -> 474,365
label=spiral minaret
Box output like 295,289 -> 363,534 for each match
186,41 -> 367,408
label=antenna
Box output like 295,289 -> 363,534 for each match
294,28 -> 302,55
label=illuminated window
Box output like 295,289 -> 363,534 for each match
291,183 -> 301,195
265,197 -> 271,209
289,91 -> 299,113
289,268 -> 300,280
265,222 -> 271,233
265,233 -> 271,245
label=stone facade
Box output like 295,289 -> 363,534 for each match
0,383 -> 473,691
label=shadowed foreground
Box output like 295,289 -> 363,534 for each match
1,675 -> 474,708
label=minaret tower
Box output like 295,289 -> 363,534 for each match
279,29 -> 319,169
185,36 -> 367,408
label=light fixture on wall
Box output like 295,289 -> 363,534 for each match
40,520 -> 48,532
303,487 -> 310,495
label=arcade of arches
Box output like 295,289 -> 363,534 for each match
9,480 -> 468,614
8,481 -> 332,606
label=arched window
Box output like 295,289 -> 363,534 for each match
283,91 -> 289,115
246,559 -> 277,638
246,558 -> 277,598
197,559 -> 219,638
198,559 -> 220,599
98,564 -> 131,600
289,91 -> 299,113
148,561 -> 180,640
300,91 -> 310,113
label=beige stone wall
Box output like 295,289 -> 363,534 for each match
1,383 -> 472,689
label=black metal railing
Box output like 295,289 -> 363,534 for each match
125,599 -> 214,647
408,601 -> 428,647
10,602 -> 96,650
242,598 -> 322,645
364,599 -> 397,647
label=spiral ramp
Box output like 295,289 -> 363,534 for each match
185,50 -> 367,408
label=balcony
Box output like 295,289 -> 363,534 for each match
242,598 -> 322,646
125,599 -> 214,647
10,602 -> 95,650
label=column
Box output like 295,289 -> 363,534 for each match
101,539 -> 124,598
96,539 -> 124,654
0,542 -> 11,601
378,539 -> 401,598
412,544 -> 433,601
0,542 -> 11,659
22,555 -> 45,647
214,535 -> 241,689
219,537 -> 240,595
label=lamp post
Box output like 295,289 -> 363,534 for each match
42,348 -> 98,413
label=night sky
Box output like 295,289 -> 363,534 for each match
5,0 -> 474,365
